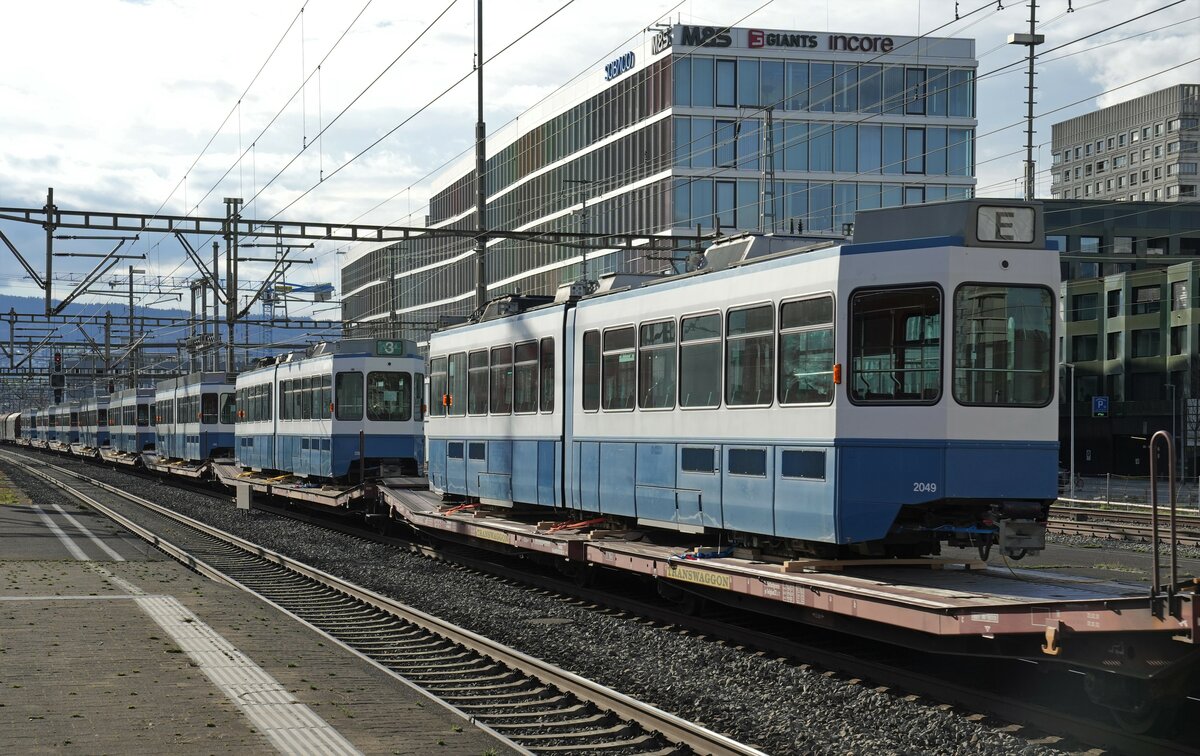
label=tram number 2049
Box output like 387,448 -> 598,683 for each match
912,482 -> 938,493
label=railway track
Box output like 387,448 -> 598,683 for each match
0,450 -> 762,756
1050,504 -> 1200,548
7,447 -> 1199,755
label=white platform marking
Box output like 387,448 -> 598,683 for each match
50,501 -> 126,561
31,504 -> 88,560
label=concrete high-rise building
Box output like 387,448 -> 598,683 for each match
342,23 -> 979,340
1050,84 -> 1199,204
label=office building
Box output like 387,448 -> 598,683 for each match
1051,198 -> 1200,475
1050,84 -> 1199,203
343,23 -> 978,338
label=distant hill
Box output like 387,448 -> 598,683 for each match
0,294 -> 327,370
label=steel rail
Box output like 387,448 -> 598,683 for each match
0,449 -> 763,756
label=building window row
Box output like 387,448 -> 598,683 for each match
672,178 -> 972,233
673,58 -> 974,118
673,117 -> 973,178
1054,119 -> 1197,165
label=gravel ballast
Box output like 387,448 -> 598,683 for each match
3,450 -> 1071,756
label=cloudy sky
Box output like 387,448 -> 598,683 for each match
0,0 -> 1196,317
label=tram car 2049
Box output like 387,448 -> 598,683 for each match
427,199 -> 1060,560
235,339 -> 425,482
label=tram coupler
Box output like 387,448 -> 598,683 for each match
998,517 -> 1044,558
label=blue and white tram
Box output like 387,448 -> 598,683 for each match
426,200 -> 1059,558
47,403 -> 79,448
155,373 -> 236,462
79,396 -> 111,450
236,339 -> 425,482
108,387 -> 156,454
426,300 -> 562,507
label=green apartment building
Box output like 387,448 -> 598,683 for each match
1052,199 -> 1200,475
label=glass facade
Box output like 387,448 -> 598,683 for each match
343,25 -> 977,340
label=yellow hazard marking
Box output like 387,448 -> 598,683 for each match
666,563 -> 732,590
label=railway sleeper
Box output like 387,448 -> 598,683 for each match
423,677 -> 531,694
416,671 -> 516,686
369,643 -> 459,658
486,713 -> 606,730
527,733 -> 657,752
399,663 -> 502,679
482,703 -> 591,722
328,621 -> 415,637
511,723 -> 638,742
451,691 -> 564,710
381,652 -> 484,672
436,683 -> 547,701
380,652 -> 474,667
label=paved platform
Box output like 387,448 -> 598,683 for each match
0,467 -> 517,755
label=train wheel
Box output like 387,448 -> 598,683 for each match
1110,700 -> 1179,735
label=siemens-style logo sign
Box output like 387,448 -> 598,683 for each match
681,25 -> 731,48
604,51 -> 636,81
748,30 -> 817,49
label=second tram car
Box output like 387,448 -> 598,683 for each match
108,387 -> 156,454
236,339 -> 425,481
79,396 -> 111,451
426,200 -> 1059,559
155,373 -> 237,462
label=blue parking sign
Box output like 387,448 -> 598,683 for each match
1092,395 -> 1109,417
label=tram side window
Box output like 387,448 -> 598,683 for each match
514,341 -> 539,414
220,393 -> 236,424
679,313 -> 721,408
277,382 -> 286,420
490,345 -> 513,415
953,284 -> 1053,406
779,296 -> 835,405
726,305 -> 774,406
638,320 -> 676,409
448,352 -> 467,416
335,371 -> 364,421
136,403 -> 149,427
467,350 -> 489,415
582,331 -> 601,411
602,327 -> 636,410
850,286 -> 942,403
429,357 -> 447,416
294,378 -> 306,421
320,375 -> 332,420
202,392 -> 218,423
539,338 -> 554,412
367,371 -> 412,422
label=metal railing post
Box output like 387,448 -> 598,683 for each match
1147,430 -> 1178,598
